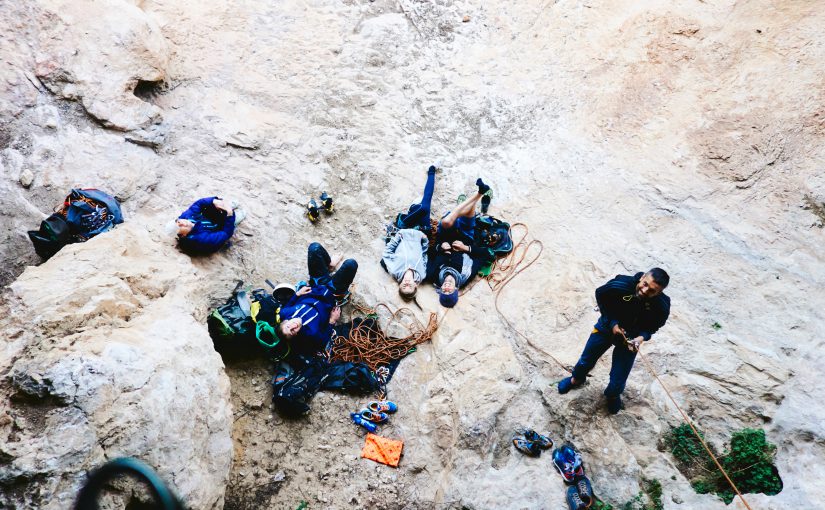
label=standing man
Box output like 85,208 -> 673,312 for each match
558,268 -> 671,414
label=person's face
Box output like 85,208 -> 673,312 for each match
399,270 -> 417,296
636,273 -> 663,300
279,318 -> 303,339
176,219 -> 194,236
441,275 -> 456,294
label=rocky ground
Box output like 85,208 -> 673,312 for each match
1,0 -> 824,509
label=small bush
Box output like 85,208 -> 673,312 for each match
666,424 -> 783,504
595,479 -> 663,510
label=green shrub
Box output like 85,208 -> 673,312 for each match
666,423 -> 707,466
666,424 -> 783,504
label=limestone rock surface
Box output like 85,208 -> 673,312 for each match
0,225 -> 232,509
33,0 -> 169,135
0,0 -> 823,509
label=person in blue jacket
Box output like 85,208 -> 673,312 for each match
277,242 -> 358,356
558,268 -> 671,414
174,197 -> 242,254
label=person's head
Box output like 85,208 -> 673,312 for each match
278,317 -> 303,340
398,269 -> 418,300
636,268 -> 669,300
439,274 -> 459,308
440,274 -> 456,295
175,218 -> 194,237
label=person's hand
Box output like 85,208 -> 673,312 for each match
329,306 -> 341,324
451,240 -> 469,253
213,198 -> 233,215
627,336 -> 644,352
440,242 -> 452,252
296,286 -> 312,297
612,323 -> 626,338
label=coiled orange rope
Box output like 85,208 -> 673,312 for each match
329,303 -> 438,372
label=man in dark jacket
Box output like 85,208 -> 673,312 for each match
277,242 -> 358,356
174,196 -> 243,254
558,268 -> 671,414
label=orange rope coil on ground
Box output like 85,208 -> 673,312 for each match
329,303 -> 438,372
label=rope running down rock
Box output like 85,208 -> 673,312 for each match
488,222 -> 753,509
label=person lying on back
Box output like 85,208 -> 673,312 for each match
277,242 -> 358,356
174,197 -> 243,254
426,179 -> 491,308
382,165 -> 439,299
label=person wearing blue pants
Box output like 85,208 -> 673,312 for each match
381,165 -> 438,299
558,269 -> 671,414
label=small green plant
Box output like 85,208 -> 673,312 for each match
711,321 -> 722,330
594,479 -> 663,510
666,424 -> 783,504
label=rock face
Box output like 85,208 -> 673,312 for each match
1,0 -> 824,509
0,225 -> 232,509
34,0 -> 169,134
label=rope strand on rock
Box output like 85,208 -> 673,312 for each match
483,222 -> 571,373
635,347 -> 754,510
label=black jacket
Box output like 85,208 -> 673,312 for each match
595,272 -> 670,341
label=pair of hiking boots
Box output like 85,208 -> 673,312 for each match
306,192 -> 334,222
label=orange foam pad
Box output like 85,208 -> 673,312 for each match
361,433 -> 404,467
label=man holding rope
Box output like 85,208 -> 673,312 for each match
558,268 -> 670,414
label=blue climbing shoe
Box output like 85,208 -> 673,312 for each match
558,376 -> 584,394
359,409 -> 389,424
553,445 -> 585,484
575,475 -> 594,507
566,485 -> 587,510
515,428 -> 553,450
350,412 -> 377,432
512,437 -> 542,457
606,395 -> 623,415
367,400 -> 398,414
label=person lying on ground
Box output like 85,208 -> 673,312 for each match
381,165 -> 438,300
557,268 -> 671,414
172,197 -> 245,254
426,178 -> 491,308
277,242 -> 358,356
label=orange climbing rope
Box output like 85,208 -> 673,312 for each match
482,222 -> 571,373
329,302 -> 438,371
636,348 -> 754,510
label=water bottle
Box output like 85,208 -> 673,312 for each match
350,412 -> 377,433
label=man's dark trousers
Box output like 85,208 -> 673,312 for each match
571,329 -> 637,398
307,242 -> 358,295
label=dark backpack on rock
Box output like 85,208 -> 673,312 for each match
27,188 -> 123,260
27,213 -> 71,260
271,356 -> 380,417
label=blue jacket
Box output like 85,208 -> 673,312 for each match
595,272 -> 670,341
279,285 -> 336,356
177,197 -> 235,254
